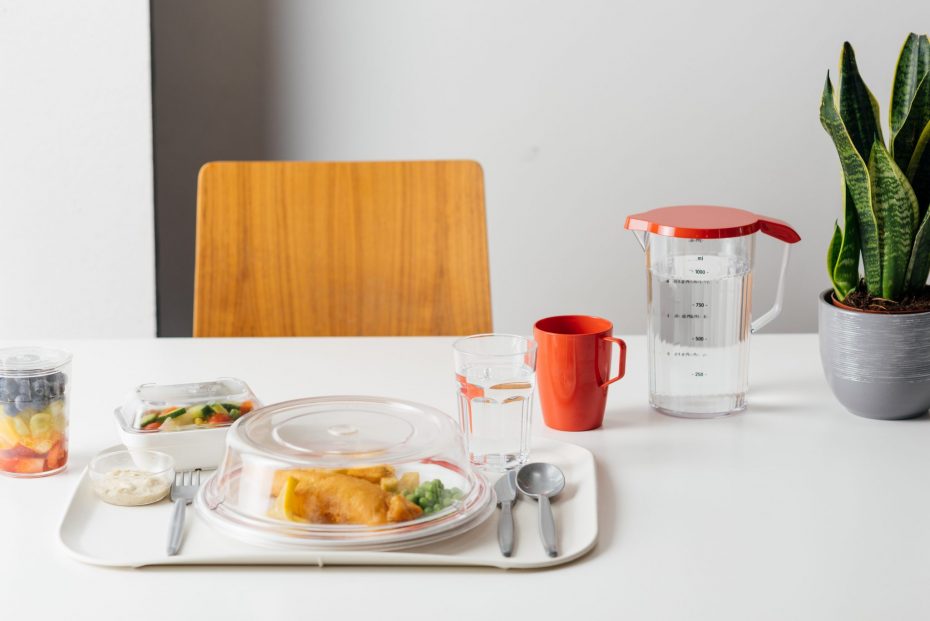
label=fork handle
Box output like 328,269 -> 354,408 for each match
167,499 -> 187,556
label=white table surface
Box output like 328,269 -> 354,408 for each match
3,335 -> 929,620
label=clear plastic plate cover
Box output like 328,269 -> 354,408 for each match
115,378 -> 261,434
196,396 -> 494,550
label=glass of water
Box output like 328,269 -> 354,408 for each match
453,334 -> 537,470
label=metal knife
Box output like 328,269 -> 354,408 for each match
495,470 -> 518,557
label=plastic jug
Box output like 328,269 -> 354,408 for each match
625,206 -> 800,417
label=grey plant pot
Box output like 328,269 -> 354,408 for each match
819,289 -> 930,420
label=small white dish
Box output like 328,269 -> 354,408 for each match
89,449 -> 174,507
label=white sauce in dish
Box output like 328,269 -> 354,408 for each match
94,469 -> 170,506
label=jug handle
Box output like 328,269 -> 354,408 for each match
600,336 -> 627,388
750,242 -> 791,334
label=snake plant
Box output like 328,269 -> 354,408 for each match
821,34 -> 930,302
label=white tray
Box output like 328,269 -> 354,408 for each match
58,438 -> 597,569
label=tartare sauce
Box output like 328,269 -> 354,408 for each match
94,469 -> 170,506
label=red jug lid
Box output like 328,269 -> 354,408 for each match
624,205 -> 800,243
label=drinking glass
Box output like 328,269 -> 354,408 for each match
453,334 -> 536,470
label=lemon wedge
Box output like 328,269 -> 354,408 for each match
271,475 -> 304,522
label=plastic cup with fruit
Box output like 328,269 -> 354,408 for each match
0,347 -> 72,478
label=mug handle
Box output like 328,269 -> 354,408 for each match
600,336 -> 627,388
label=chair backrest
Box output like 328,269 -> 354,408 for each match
193,160 -> 492,336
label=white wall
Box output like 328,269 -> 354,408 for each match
0,0 -> 155,338
176,0 -> 922,336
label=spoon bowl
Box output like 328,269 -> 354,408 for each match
516,462 -> 565,557
516,462 -> 565,498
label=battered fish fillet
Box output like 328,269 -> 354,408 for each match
273,470 -> 422,525
271,466 -> 395,495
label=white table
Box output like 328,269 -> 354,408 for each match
3,335 -> 929,620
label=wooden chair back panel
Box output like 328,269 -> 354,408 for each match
193,161 -> 492,336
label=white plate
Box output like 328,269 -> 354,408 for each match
58,438 -> 597,569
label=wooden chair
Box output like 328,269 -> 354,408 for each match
193,161 -> 492,336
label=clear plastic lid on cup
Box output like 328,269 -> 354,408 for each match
0,347 -> 72,477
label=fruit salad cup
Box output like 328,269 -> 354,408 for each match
0,347 -> 72,477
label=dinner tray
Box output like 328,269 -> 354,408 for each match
58,438 -> 597,569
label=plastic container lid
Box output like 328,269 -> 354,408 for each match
115,377 -> 260,434
624,205 -> 801,243
196,396 -> 494,550
0,347 -> 72,377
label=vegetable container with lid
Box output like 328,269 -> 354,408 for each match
0,347 -> 72,477
114,377 -> 260,470
625,205 -> 801,418
196,396 -> 495,551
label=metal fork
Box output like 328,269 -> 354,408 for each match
167,469 -> 202,556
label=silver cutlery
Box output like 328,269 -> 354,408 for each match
494,470 -> 518,557
167,469 -> 201,556
516,462 -> 565,558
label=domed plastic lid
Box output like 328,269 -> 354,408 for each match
625,205 -> 800,242
0,347 -> 72,377
197,396 -> 494,550
234,397 -> 444,466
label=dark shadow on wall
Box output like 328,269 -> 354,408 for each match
151,0 -> 274,336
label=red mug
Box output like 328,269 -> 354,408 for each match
533,315 -> 627,431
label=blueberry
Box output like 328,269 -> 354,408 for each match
31,377 -> 49,398
13,394 -> 29,412
52,372 -> 67,391
14,379 -> 30,398
31,397 -> 48,412
0,378 -> 13,402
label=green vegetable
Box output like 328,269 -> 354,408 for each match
138,412 -> 158,427
407,479 -> 464,513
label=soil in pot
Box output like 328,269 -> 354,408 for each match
835,283 -> 930,314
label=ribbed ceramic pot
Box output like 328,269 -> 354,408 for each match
819,289 -> 930,420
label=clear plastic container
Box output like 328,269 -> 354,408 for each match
626,206 -> 800,418
0,347 -> 72,477
114,378 -> 260,470
196,396 -> 494,550
89,449 -> 174,506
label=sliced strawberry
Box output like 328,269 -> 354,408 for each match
5,444 -> 41,459
11,457 -> 46,474
45,441 -> 65,470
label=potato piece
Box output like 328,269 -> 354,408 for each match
397,471 -> 420,493
380,476 -> 398,492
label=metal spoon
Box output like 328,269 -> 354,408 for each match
516,462 -> 565,557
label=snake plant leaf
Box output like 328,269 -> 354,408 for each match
906,207 -> 930,291
869,139 -> 919,299
827,221 -> 843,296
820,73 -> 882,293
891,35 -> 930,169
832,185 -> 862,299
839,42 -> 884,162
905,120 -> 930,219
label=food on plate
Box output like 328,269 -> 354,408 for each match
404,478 -> 464,515
270,470 -> 423,525
134,400 -> 254,431
93,468 -> 171,506
0,372 -> 69,476
269,466 -> 465,525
